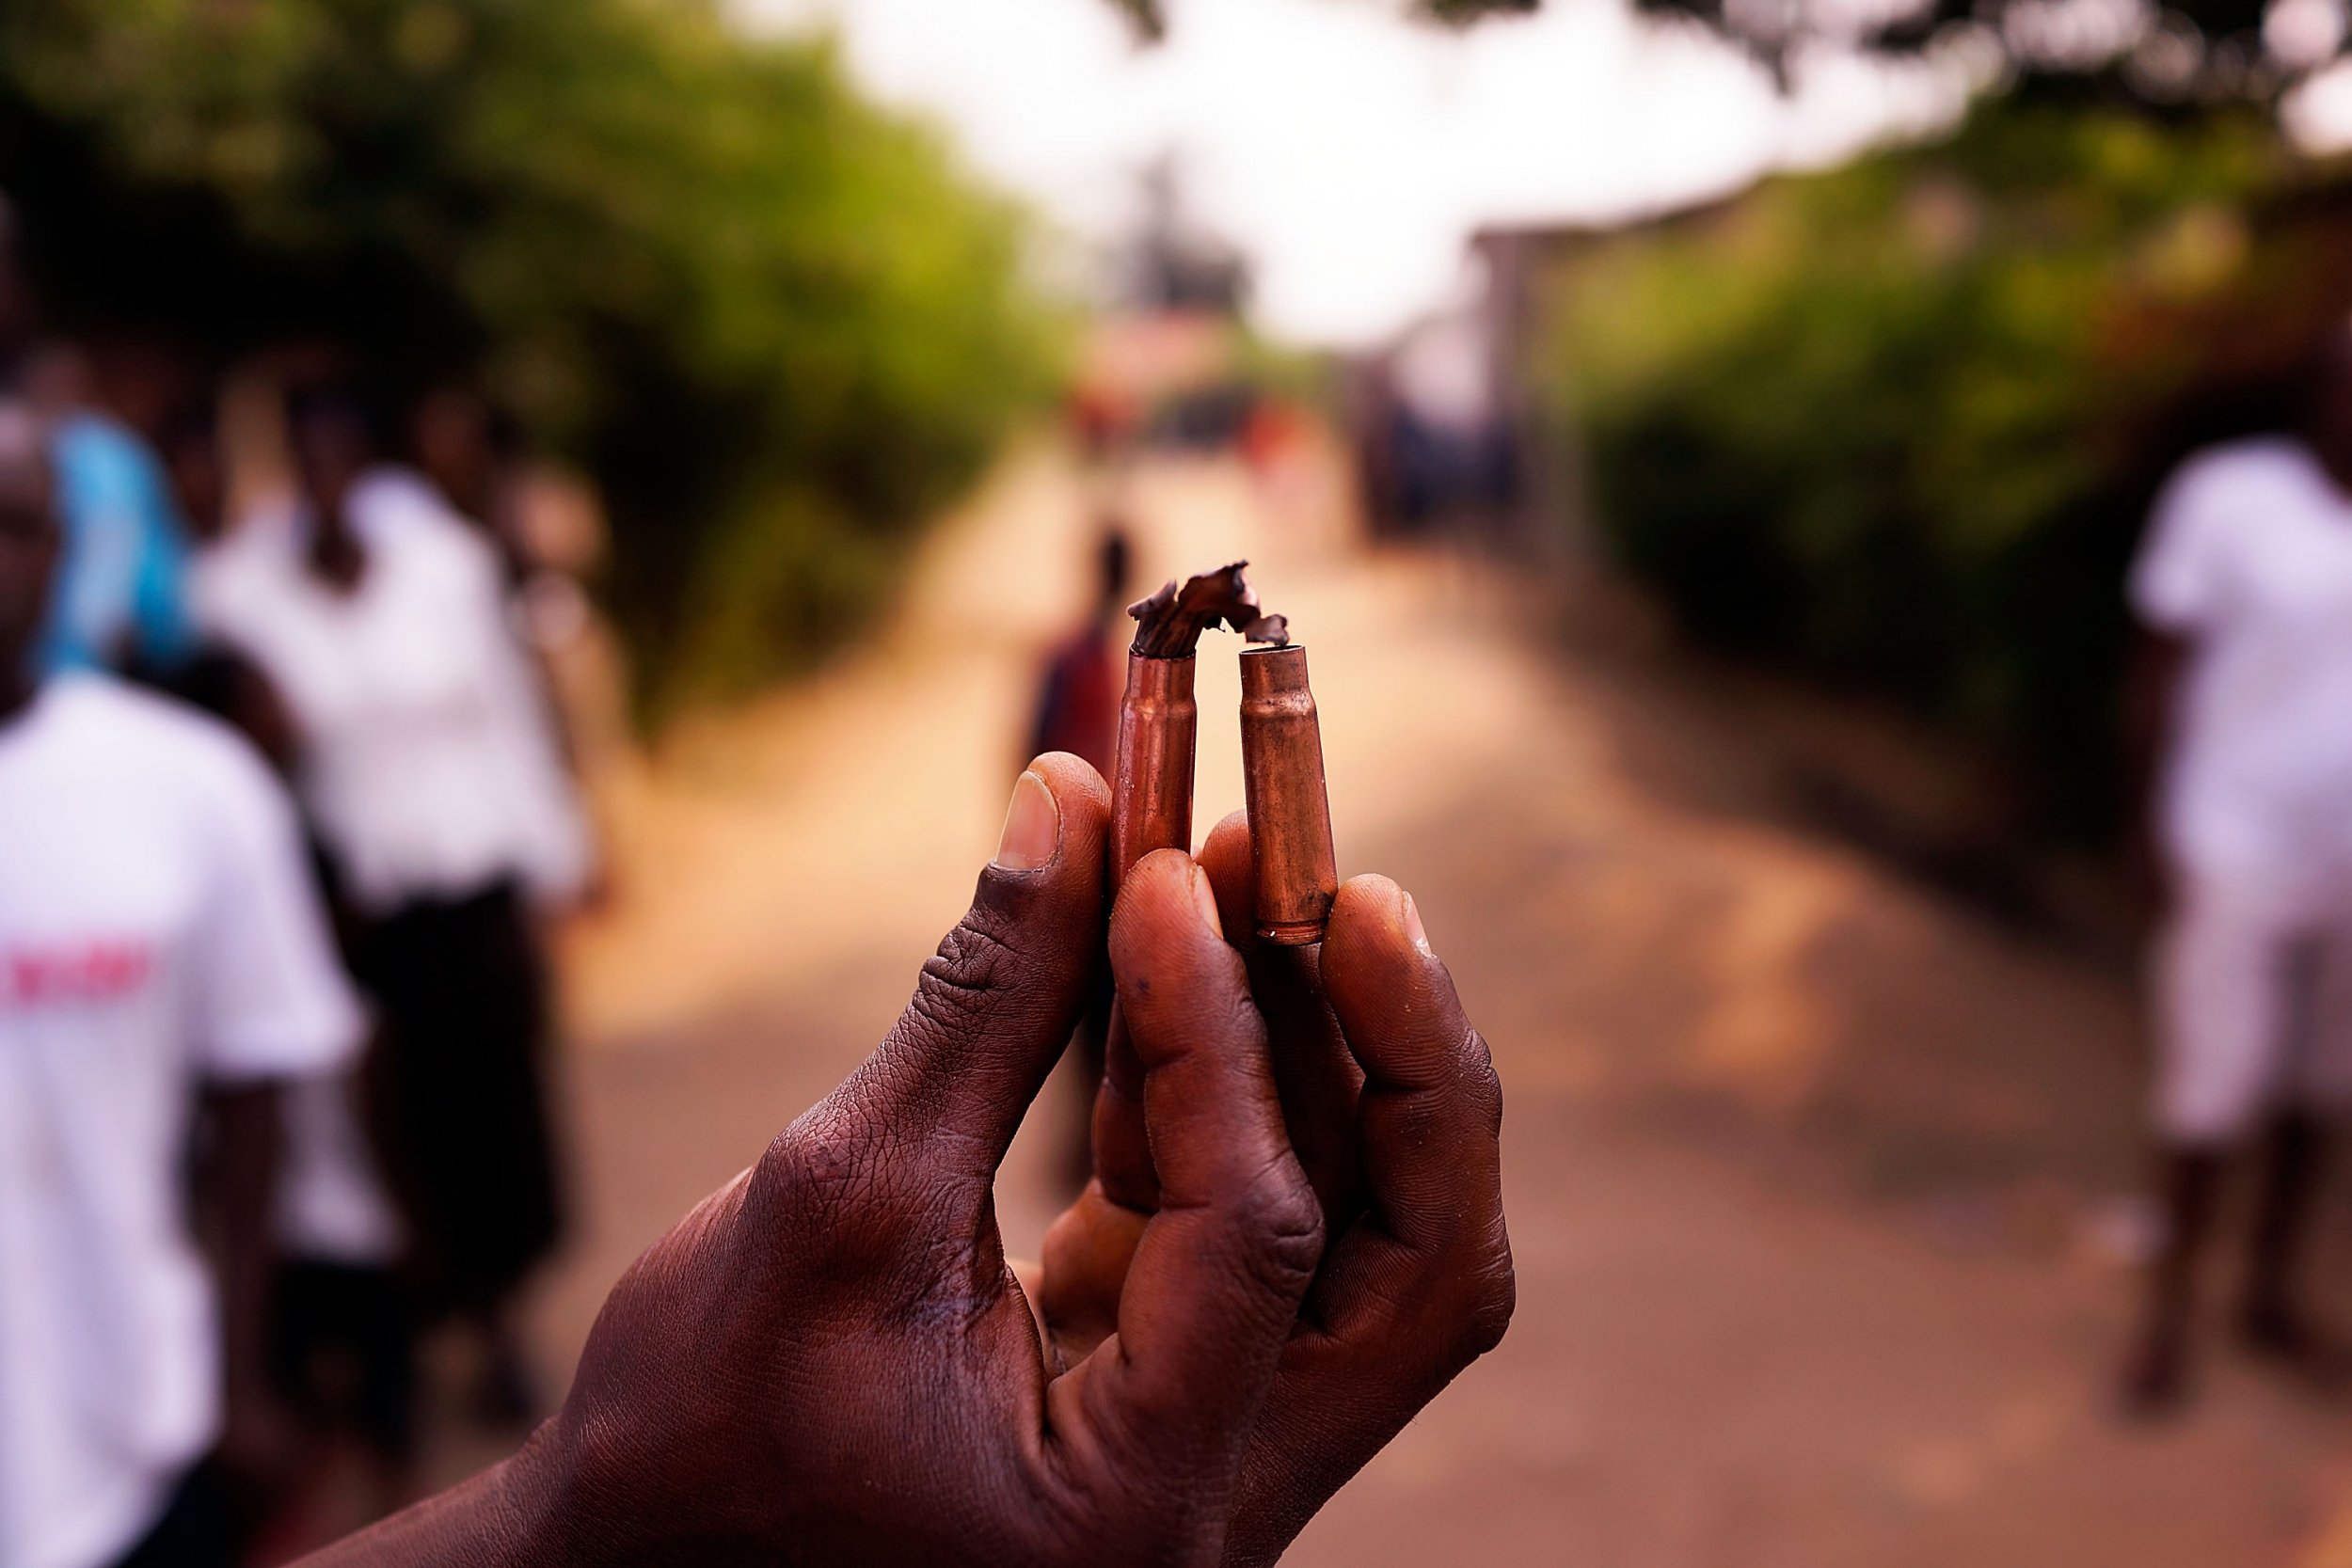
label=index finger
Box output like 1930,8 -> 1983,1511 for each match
1054,848 -> 1324,1467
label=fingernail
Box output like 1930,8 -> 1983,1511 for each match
1192,866 -> 1224,938
1402,891 -> 1433,956
993,770 -> 1060,871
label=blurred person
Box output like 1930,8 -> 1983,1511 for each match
192,384 -> 592,1425
83,342 -> 192,453
1388,310 -> 1505,536
352,384 -> 615,908
1025,525 -> 1132,1195
281,760 -> 1511,1566
401,390 -> 623,786
405,387 -> 509,552
388,384 -> 620,909
0,198 -> 32,392
376,386 -> 617,815
24,342 -> 196,677
171,613 -> 423,1536
1025,524 -> 1131,779
167,428 -> 424,1532
503,463 -> 628,766
2120,323 -> 2352,1415
262,1069 -> 421,1533
156,402 -> 229,550
501,462 -> 634,914
1065,378 -> 1138,468
0,401 -> 366,1568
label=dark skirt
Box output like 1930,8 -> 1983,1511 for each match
108,1464 -> 230,1568
352,879 -> 564,1316
267,1259 -> 420,1462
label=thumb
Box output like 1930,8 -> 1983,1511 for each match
825,752 -> 1112,1185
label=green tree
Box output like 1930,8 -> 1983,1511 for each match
1111,0 -> 2312,109
1543,101 -> 2351,836
0,0 -> 1062,705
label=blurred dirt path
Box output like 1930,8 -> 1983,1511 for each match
508,443 -> 2352,1566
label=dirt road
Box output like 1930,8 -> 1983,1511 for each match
509,448 -> 2352,1565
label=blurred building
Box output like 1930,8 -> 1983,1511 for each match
1085,160 -> 1257,453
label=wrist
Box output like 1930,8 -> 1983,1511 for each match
290,1417 -> 621,1568
484,1417 -> 628,1568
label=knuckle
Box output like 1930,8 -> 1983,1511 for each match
908,911 -> 1025,1032
1463,1268 -> 1517,1358
1461,1027 -> 1503,1135
751,1101 -> 880,1238
1213,981 -> 1265,1037
1455,1220 -> 1518,1360
1234,1161 -> 1326,1295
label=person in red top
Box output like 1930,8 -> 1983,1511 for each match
1025,525 -> 1131,1190
1025,525 -> 1130,781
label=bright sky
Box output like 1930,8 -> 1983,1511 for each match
735,0 -> 1985,345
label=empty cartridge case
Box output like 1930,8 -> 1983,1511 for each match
1110,652 -> 1198,891
1239,644 -> 1338,945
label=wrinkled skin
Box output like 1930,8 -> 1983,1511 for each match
301,752 -> 1511,1568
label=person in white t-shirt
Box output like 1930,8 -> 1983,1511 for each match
192,383 -> 590,1423
2120,325 -> 2352,1415
0,402 -> 364,1568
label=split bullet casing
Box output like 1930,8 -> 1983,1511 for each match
1111,653 -> 1198,891
1239,644 -> 1338,945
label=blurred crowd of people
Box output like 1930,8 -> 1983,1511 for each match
0,202 -> 617,1568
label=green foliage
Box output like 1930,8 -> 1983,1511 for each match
0,0 -> 1063,706
1544,102 -> 2344,836
1107,0 -> 2298,103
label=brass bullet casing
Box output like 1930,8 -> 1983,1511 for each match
1239,644 -> 1338,945
1111,653 -> 1198,891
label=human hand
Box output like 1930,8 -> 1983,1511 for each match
304,753 -> 1508,1568
520,752 -> 1328,1566
1040,810 -> 1515,1567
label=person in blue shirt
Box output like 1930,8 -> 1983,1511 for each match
24,342 -> 195,675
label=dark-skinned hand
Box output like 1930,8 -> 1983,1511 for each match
298,752 -> 1511,1568
1042,807 -> 1514,1566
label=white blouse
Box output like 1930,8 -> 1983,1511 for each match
193,468 -> 592,916
2133,437 -> 2352,879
